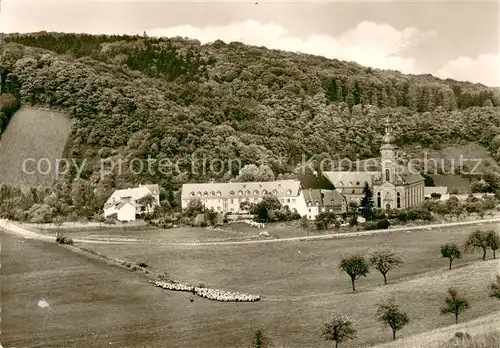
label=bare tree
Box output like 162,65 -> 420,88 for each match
321,313 -> 357,348
440,244 -> 461,270
440,288 -> 469,324
339,254 -> 369,292
376,298 -> 410,341
369,248 -> 403,285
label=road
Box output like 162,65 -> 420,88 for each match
1,217 -> 500,246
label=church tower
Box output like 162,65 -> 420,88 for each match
380,117 -> 398,183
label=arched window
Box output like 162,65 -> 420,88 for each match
254,190 -> 259,195
377,192 -> 381,207
385,169 -> 390,182
397,192 -> 401,208
246,190 -> 251,195
229,190 -> 235,196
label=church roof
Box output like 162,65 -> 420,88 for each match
302,189 -> 343,207
323,171 -> 377,188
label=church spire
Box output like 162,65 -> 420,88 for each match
382,117 -> 395,145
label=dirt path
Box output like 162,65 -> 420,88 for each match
2,217 -> 500,246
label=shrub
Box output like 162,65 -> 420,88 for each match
55,236 -> 74,245
376,219 -> 390,229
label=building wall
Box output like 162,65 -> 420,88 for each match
182,193 -> 301,214
117,204 -> 136,221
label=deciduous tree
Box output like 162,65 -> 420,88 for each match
321,313 -> 357,348
376,298 -> 410,341
440,288 -> 469,324
369,248 -> 403,284
339,254 -> 369,292
440,243 -> 461,270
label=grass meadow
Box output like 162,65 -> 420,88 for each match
79,223 -> 500,347
0,106 -> 71,186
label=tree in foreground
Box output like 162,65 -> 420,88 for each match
339,254 -> 369,292
464,230 -> 489,260
440,288 -> 469,324
440,243 -> 462,270
376,298 -> 410,341
321,313 -> 357,348
369,248 -> 403,284
489,275 -> 500,300
486,230 -> 500,259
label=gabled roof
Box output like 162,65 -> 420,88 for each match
115,201 -> 137,210
302,189 -> 344,208
181,180 -> 301,200
323,171 -> 377,188
105,184 -> 160,208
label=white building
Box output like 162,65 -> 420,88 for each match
104,184 -> 160,221
323,117 -> 426,210
181,180 -> 303,215
424,186 -> 449,200
298,189 -> 345,220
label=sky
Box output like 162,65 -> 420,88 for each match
1,0 -> 499,87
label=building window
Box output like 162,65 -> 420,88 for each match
272,189 -> 278,195
238,190 -> 243,196
254,190 -> 259,195
315,201 -> 320,206
216,191 -> 221,196
308,208 -> 311,212
230,190 -> 235,196
286,189 -> 292,195
351,189 -> 355,194
397,195 -> 401,208
210,191 -> 215,196
217,206 -> 221,210
230,208 -> 234,212
262,189 -> 268,195
377,192 -> 381,207
197,192 -> 202,197
292,199 -> 296,203
230,199 -> 234,204
287,198 -> 291,203
385,169 -> 390,181
356,181 -> 360,185
190,192 -> 195,197
203,191 -> 208,197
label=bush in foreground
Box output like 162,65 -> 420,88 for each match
321,313 -> 357,348
55,236 -> 73,245
376,297 -> 410,341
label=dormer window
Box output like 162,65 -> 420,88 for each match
286,189 -> 292,195
238,190 -> 243,196
308,202 -> 312,207
278,184 -> 282,187
315,201 -> 320,206
349,181 -> 353,186
272,189 -> 278,195
339,182 -> 343,186
196,192 -> 202,197
254,190 -> 259,195
190,192 -> 195,197
216,191 -> 221,196
245,190 -> 251,195
230,190 -> 235,196
262,189 -> 268,195
203,191 -> 208,197
356,181 -> 360,185
210,191 -> 215,196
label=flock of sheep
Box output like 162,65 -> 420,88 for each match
150,280 -> 261,302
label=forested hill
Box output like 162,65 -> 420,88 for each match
1,32 -> 500,193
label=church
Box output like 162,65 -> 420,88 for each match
323,118 -> 425,210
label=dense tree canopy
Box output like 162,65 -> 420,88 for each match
0,32 -> 499,198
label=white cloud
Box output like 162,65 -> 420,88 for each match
148,20 -> 436,74
436,53 -> 500,87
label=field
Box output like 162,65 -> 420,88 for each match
35,221 -> 321,242
83,223 -> 500,347
2,221 -> 500,348
0,106 -> 71,186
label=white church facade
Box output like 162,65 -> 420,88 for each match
323,118 -> 425,210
